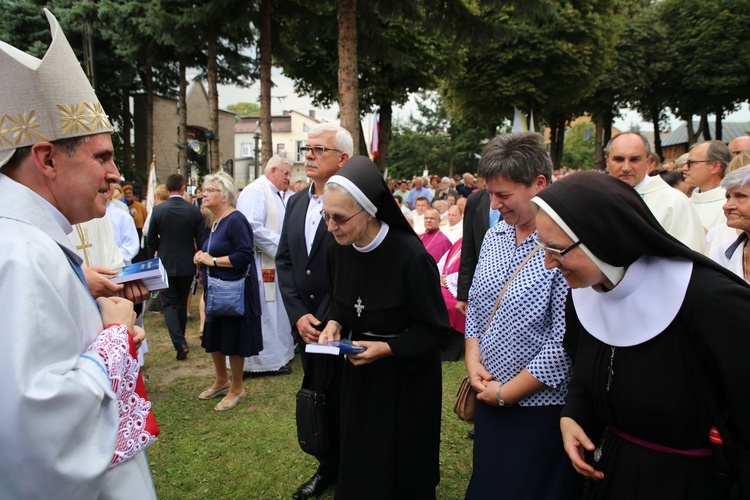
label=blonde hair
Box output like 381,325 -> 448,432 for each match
726,151 -> 750,175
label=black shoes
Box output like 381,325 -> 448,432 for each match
243,365 -> 293,379
292,473 -> 332,500
176,347 -> 189,361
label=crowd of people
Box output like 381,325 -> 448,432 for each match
4,9 -> 750,500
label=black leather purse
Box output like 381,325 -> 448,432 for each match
295,388 -> 333,456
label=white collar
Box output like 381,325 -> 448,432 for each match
354,222 -> 389,253
634,174 -> 653,191
32,191 -> 72,234
571,255 -> 692,346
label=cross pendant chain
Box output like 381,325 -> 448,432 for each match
606,346 -> 615,393
354,296 -> 365,317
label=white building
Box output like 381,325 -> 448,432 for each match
234,110 -> 324,187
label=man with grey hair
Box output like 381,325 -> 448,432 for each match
605,132 -> 705,252
236,155 -> 294,376
683,140 -> 732,232
0,9 -> 158,497
406,175 -> 431,210
729,135 -> 750,157
277,122 -> 353,500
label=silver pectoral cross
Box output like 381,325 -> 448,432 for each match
354,296 -> 365,317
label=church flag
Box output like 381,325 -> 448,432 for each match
512,107 -> 526,133
370,111 -> 380,160
144,155 -> 158,215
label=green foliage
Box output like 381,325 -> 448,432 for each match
560,121 -> 597,170
143,293 -> 473,499
226,102 -> 261,116
388,92 -> 487,179
658,0 -> 750,120
442,0 -> 616,131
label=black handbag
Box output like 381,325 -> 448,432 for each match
295,388 -> 333,456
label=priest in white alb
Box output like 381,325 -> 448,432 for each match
0,10 -> 158,498
236,155 -> 295,375
605,132 -> 706,253
684,140 -> 731,233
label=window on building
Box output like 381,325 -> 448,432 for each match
296,140 -> 307,162
303,123 -> 311,132
241,143 -> 252,157
277,144 -> 287,157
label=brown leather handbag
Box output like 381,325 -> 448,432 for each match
453,377 -> 477,423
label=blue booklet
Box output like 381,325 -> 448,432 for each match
110,257 -> 169,291
305,340 -> 366,356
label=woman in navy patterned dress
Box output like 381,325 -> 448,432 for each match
464,133 -> 581,499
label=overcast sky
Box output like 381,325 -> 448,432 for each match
205,67 -> 750,132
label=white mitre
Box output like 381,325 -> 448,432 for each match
0,9 -> 113,167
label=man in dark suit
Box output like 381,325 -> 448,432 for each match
277,123 -> 352,500
147,174 -> 204,360
456,188 -> 491,315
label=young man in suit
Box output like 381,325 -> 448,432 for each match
277,123 -> 352,500
147,174 -> 204,360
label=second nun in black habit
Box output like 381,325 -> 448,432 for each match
317,156 -> 451,499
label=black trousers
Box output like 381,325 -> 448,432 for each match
161,275 -> 193,351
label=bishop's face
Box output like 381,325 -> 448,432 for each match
50,133 -> 120,224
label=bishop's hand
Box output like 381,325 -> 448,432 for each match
318,320 -> 342,344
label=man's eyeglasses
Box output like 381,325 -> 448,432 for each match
685,159 -> 712,169
300,145 -> 341,156
534,236 -> 582,258
321,209 -> 364,226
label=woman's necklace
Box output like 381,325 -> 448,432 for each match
211,207 -> 233,232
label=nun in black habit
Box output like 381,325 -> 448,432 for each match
317,156 -> 451,499
531,172 -> 750,499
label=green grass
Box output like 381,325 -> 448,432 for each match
143,296 -> 473,499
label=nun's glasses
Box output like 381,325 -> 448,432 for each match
533,236 -> 582,258
321,209 -> 365,226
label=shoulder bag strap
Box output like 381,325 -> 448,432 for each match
483,245 -> 541,332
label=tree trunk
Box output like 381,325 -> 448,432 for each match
715,109 -> 723,141
259,0 -> 273,165
593,113 -> 604,170
686,114 -> 696,146
374,102 -> 392,174
338,0 -> 359,154
651,107 -> 662,160
603,109 -> 613,146
122,91 -> 132,172
549,114 -> 565,168
178,57 -> 188,176
699,112 -> 710,141
145,67 -> 154,178
207,38 -> 220,173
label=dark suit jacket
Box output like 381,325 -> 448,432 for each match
147,196 -> 205,277
457,189 -> 490,301
276,189 -> 334,328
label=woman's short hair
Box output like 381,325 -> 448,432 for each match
203,171 -> 238,207
155,184 -> 169,202
478,132 -> 553,186
721,165 -> 750,192
726,151 -> 750,175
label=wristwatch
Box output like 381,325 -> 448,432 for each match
496,383 -> 511,407
212,257 -> 217,267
